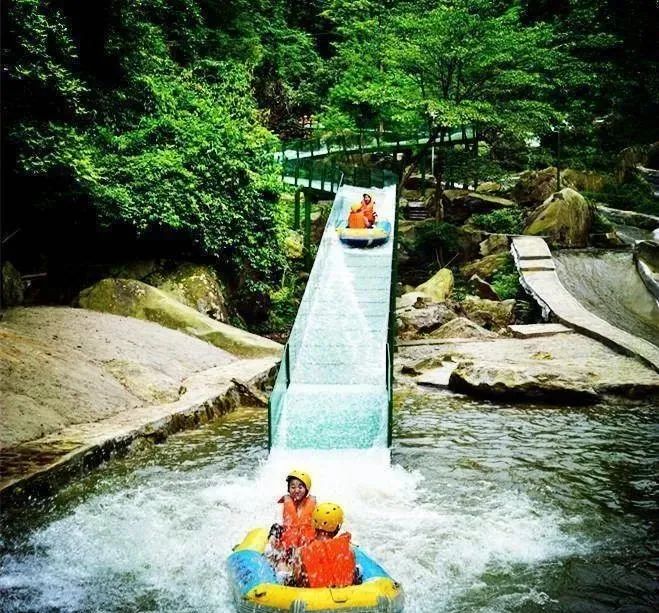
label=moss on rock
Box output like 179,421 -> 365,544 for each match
77,278 -> 281,358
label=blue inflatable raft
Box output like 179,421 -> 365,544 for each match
227,527 -> 404,612
337,221 -> 391,248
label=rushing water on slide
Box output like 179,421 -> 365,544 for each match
554,250 -> 659,346
1,390 -> 657,612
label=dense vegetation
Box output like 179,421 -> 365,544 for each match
2,0 -> 657,319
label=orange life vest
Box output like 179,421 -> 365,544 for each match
362,201 -> 376,226
279,495 -> 316,549
299,532 -> 355,588
348,210 -> 368,229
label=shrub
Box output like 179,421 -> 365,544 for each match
470,208 -> 525,234
490,255 -> 521,300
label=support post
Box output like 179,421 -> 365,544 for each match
556,127 -> 561,189
294,189 -> 301,229
304,192 -> 312,271
421,151 -> 426,197
386,181 -> 400,448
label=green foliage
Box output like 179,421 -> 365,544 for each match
489,255 -> 521,300
471,208 -> 525,235
261,282 -> 303,334
7,0 -> 299,321
583,174 -> 658,216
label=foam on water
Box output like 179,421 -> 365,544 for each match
1,448 -> 587,612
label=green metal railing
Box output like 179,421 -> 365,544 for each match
282,158 -> 400,191
386,181 -> 400,446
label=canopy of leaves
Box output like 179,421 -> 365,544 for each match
4,0 -> 327,314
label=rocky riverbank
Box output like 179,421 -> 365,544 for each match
0,306 -> 279,503
396,327 -> 659,403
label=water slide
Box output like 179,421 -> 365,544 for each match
269,182 -> 396,449
554,250 -> 659,346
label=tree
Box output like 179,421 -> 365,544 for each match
324,1 -> 570,203
3,0 -> 288,318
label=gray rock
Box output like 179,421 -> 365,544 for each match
511,167 -> 558,207
479,234 -> 510,257
1,262 -> 24,307
146,263 -> 230,323
430,317 -> 498,339
397,302 -> 458,337
415,268 -> 454,302
523,188 -> 594,248
461,296 -> 516,330
468,275 -> 500,301
461,253 -> 510,281
476,181 -> 502,194
396,291 -> 432,310
77,278 -> 281,358
443,190 -> 516,224
449,362 -> 600,403
397,334 -> 659,403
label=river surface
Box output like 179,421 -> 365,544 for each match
1,390 -> 657,612
554,249 -> 659,346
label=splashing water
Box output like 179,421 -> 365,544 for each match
5,392 -> 649,613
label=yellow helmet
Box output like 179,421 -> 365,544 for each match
350,203 -> 362,212
286,470 -> 311,491
312,502 -> 344,532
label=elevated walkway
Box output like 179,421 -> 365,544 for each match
269,183 -> 396,449
511,236 -> 659,371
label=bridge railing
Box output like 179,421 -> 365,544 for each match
282,157 -> 399,191
281,126 -> 476,161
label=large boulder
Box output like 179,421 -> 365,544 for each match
429,317 -> 498,339
2,261 -> 24,307
460,295 -> 515,330
461,253 -> 510,281
442,190 -> 516,224
510,167 -> 558,207
449,362 -> 600,403
396,302 -> 458,337
561,169 -> 609,193
145,263 -> 230,323
475,181 -> 503,194
523,188 -> 594,248
414,268 -> 454,302
479,234 -> 510,257
77,278 -> 281,358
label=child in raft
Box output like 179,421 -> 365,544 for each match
266,470 -> 316,583
361,193 -> 377,228
292,502 -> 358,588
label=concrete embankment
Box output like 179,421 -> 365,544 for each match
511,236 -> 659,371
0,307 -> 279,504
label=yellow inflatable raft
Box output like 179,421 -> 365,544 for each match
227,528 -> 404,612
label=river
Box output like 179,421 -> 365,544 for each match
1,389 -> 657,612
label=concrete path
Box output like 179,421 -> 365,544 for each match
511,236 -> 659,371
0,357 -> 277,504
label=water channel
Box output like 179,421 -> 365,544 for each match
554,250 -> 659,346
1,388 -> 657,612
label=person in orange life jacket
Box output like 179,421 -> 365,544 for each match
292,502 -> 358,588
360,193 -> 377,228
347,203 -> 369,229
266,470 -> 316,583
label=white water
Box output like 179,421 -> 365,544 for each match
1,438 -> 588,613
271,183 -> 396,449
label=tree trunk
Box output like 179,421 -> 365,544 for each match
399,126 -> 441,189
